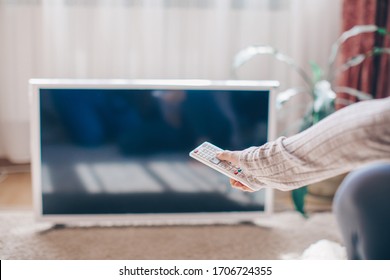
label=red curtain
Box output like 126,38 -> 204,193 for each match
336,0 -> 390,109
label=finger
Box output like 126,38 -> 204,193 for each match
216,150 -> 240,165
216,150 -> 233,161
229,178 -> 254,192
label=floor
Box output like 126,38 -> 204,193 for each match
0,162 -> 32,210
0,209 -> 343,260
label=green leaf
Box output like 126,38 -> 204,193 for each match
310,61 -> 323,84
292,186 -> 308,218
372,47 -> 379,55
377,27 -> 389,36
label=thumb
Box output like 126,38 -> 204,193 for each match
216,150 -> 239,165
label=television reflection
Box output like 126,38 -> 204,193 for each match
40,89 -> 269,215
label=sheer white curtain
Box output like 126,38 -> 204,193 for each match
0,0 -> 341,163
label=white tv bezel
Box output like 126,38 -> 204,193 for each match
29,79 -> 279,225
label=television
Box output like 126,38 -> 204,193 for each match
30,79 -> 279,224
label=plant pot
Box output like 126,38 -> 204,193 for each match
308,173 -> 347,198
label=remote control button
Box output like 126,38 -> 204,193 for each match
209,157 -> 220,164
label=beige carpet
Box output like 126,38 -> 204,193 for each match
0,210 -> 343,260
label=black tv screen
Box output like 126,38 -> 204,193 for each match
31,80 -> 277,221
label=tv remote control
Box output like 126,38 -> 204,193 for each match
189,141 -> 254,191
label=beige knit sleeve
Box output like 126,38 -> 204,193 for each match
239,97 -> 390,191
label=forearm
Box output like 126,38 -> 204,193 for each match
239,97 -> 390,191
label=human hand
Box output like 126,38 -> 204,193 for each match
216,150 -> 254,192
